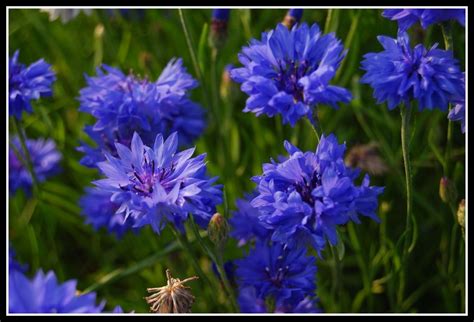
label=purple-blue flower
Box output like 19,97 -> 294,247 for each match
229,195 -> 272,246
448,73 -> 465,133
382,9 -> 465,31
79,187 -> 137,238
93,131 -> 222,234
9,50 -> 56,120
251,134 -> 383,253
230,23 -> 351,127
236,241 -> 318,312
360,32 -> 464,111
9,136 -> 62,195
78,58 -> 205,168
212,9 -> 230,21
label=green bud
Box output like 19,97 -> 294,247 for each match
207,212 -> 229,247
457,199 -> 465,239
439,177 -> 458,204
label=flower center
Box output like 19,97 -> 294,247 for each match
293,170 -> 321,205
274,60 -> 311,102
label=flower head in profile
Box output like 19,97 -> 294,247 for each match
79,188 -> 137,238
9,50 -> 56,120
448,73 -> 465,133
360,32 -> 464,111
9,136 -> 62,196
94,132 -> 222,234
8,250 -> 105,313
382,9 -> 465,31
231,23 -> 351,127
235,241 -> 317,311
251,134 -> 384,253
78,58 -> 205,167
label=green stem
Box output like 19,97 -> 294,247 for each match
398,103 -> 414,309
188,218 -> 238,312
306,118 -> 320,144
441,22 -> 454,178
11,117 -> 39,192
168,224 -> 213,289
177,9 -> 212,112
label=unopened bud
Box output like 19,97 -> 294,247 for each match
208,212 -> 229,247
209,9 -> 230,49
282,9 -> 303,29
457,199 -> 465,239
439,177 -> 458,204
220,64 -> 239,101
94,23 -> 104,39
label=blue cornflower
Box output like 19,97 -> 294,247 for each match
283,9 -> 304,29
251,134 -> 383,253
212,9 -> 230,21
93,132 -> 222,234
382,9 -> 465,31
360,32 -> 464,111
9,136 -> 62,196
230,23 -> 351,127
236,241 -> 317,310
448,73 -> 465,133
229,194 -> 272,246
79,187 -> 137,238
78,58 -> 205,168
9,50 -> 56,120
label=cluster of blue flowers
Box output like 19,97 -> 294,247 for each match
8,8 -> 465,314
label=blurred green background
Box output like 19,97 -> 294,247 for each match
8,8 -> 466,313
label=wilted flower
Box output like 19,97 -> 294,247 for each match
145,269 -> 199,313
360,32 -> 464,111
282,9 -> 303,29
9,50 -> 56,120
448,73 -> 466,133
236,241 -> 318,311
93,132 -> 222,234
382,9 -> 465,31
231,23 -> 351,127
40,9 -> 92,23
345,142 -> 389,176
79,187 -> 137,238
9,136 -> 62,196
78,58 -> 205,168
251,134 -> 384,253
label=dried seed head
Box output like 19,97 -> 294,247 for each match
345,143 -> 388,176
145,269 -> 199,313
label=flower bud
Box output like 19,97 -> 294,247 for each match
209,9 -> 230,49
282,9 -> 303,29
207,212 -> 229,247
457,199 -> 465,238
439,177 -> 458,204
220,64 -> 239,101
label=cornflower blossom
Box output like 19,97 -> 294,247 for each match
93,132 -> 222,234
9,50 -> 56,120
448,73 -> 466,133
231,23 -> 351,127
251,134 -> 383,253
78,58 -> 205,167
79,188 -> 137,238
9,136 -> 62,195
235,242 -> 318,312
382,9 -> 465,31
360,32 -> 464,111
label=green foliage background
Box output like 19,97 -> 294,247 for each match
8,8 -> 466,313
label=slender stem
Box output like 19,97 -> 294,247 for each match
11,117 -> 39,192
188,218 -> 238,312
168,224 -> 213,289
441,22 -> 454,178
398,103 -> 414,309
306,118 -> 320,144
